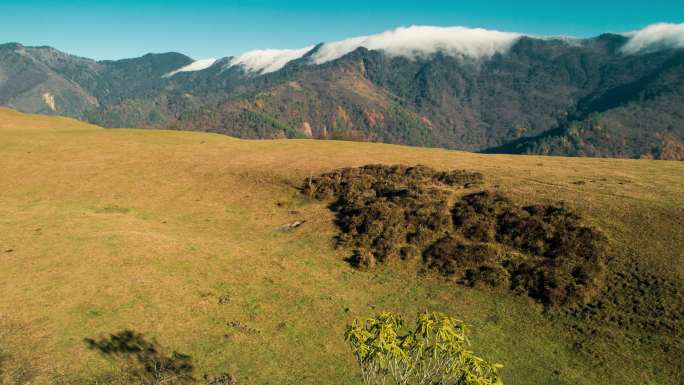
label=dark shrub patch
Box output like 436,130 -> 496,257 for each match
204,373 -> 238,385
423,237 -> 500,275
302,164 -> 483,201
451,191 -> 607,305
303,165 -> 482,265
463,265 -> 510,288
304,165 -> 607,307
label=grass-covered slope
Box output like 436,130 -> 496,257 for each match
0,108 -> 682,384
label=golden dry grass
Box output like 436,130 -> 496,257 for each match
0,108 -> 682,384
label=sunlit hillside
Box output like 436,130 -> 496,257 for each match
0,108 -> 682,384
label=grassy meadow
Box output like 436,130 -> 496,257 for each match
0,107 -> 682,384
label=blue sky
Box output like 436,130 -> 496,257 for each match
1,0 -> 683,60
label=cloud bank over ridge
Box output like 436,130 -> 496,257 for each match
621,22 -> 684,54
229,46 -> 315,74
170,23 -> 684,76
164,58 -> 217,77
228,26 -> 523,74
310,26 -> 522,64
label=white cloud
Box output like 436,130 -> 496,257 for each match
164,58 -> 217,77
202,23 -> 684,77
229,46 -> 315,74
621,23 -> 684,54
310,25 -> 523,64
225,26 -> 522,75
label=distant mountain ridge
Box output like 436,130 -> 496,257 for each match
1,23 -> 684,159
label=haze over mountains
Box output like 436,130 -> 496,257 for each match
1,23 -> 683,159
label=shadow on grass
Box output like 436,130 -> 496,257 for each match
84,330 -> 194,385
84,330 -> 238,385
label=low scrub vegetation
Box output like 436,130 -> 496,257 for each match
303,165 -> 607,307
302,164 -> 483,268
448,191 -> 606,306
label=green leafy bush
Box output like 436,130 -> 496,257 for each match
345,311 -> 503,385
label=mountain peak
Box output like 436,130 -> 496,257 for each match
0,42 -> 24,50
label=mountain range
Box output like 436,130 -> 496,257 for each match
1,23 -> 683,160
